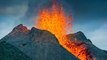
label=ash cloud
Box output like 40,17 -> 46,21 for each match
0,0 -> 107,50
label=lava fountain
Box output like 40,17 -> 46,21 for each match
35,0 -> 95,60
36,0 -> 72,44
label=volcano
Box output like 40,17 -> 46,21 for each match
0,24 -> 107,60
34,0 -> 107,59
0,24 -> 78,60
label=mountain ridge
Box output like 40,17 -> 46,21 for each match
1,24 -> 79,60
1,24 -> 107,60
66,31 -> 107,60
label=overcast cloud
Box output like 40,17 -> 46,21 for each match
0,0 -> 107,50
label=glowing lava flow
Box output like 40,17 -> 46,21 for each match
36,0 -> 72,44
36,0 -> 95,60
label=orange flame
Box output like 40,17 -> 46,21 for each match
36,0 -> 72,44
35,0 -> 95,60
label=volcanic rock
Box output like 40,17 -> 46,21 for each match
66,31 -> 107,60
0,41 -> 32,60
1,24 -> 79,60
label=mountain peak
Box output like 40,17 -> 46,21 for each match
76,31 -> 87,39
76,31 -> 84,34
17,24 -> 23,27
12,24 -> 29,33
66,31 -> 92,43
29,27 -> 59,44
67,31 -> 86,39
30,27 -> 53,35
30,27 -> 41,33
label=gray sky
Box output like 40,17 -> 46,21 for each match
0,0 -> 107,50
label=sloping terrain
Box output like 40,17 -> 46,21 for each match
1,24 -> 107,60
66,31 -> 107,60
0,41 -> 32,60
1,24 -> 79,60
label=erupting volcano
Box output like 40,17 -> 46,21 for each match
35,0 -> 95,60
36,0 -> 72,44
0,0 -> 107,60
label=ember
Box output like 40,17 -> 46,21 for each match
35,0 -> 95,60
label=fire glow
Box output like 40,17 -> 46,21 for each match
35,0 -> 95,60
36,0 -> 72,44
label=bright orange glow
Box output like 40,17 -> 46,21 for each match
35,0 -> 95,60
36,0 -> 71,44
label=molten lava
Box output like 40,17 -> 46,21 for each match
36,0 -> 95,60
36,0 -> 72,44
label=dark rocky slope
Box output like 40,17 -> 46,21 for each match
0,41 -> 32,60
66,31 -> 107,60
1,24 -> 79,60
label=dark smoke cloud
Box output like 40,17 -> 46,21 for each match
0,0 -> 107,50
